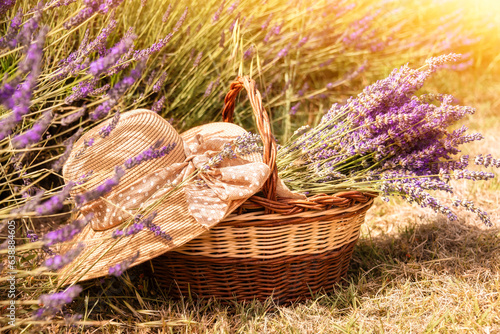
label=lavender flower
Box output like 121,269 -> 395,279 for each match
162,4 -> 172,23
12,189 -> 45,214
151,96 -> 165,112
36,182 -> 75,216
16,8 -> 42,47
212,0 -> 225,23
75,166 -> 125,206
63,0 -> 98,29
275,44 -> 290,60
112,212 -> 171,240
27,230 -> 38,242
90,66 -> 142,120
289,102 -> 301,115
204,78 -> 220,97
261,14 -> 273,30
192,51 -> 203,68
202,143 -> 236,170
219,30 -> 225,48
124,141 -> 176,169
56,20 -> 117,79
89,35 -> 136,75
11,111 -> 54,149
153,72 -> 167,92
234,132 -> 262,156
0,11 -> 22,49
243,46 -> 254,60
43,243 -> 84,270
38,286 -> 82,312
227,1 -> 239,14
43,214 -> 94,247
108,251 -> 140,277
61,108 -> 86,126
0,0 -> 15,17
98,110 -> 120,138
89,83 -> 110,96
0,28 -> 47,140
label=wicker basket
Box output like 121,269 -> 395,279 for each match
151,76 -> 376,303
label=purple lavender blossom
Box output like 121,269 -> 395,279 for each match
12,189 -> 45,214
204,78 -> 219,97
203,142 -> 236,170
53,0 -> 79,7
43,243 -> 84,270
296,35 -> 309,48
56,20 -> 117,79
112,212 -> 171,240
27,230 -> 39,242
89,83 -> 110,96
0,28 -> 47,140
289,102 -> 301,115
162,4 -> 172,23
61,108 -> 86,126
65,80 -> 97,105
153,72 -> 167,92
275,44 -> 290,60
43,214 -> 94,247
63,0 -> 124,29
36,182 -> 75,216
0,11 -> 22,49
0,0 -> 16,17
212,0 -> 225,23
234,132 -> 262,156
261,14 -> 273,30
89,35 -> 136,75
124,141 -> 176,169
15,7 -> 42,47
219,30 -> 225,48
243,46 -> 254,60
11,111 -> 54,149
74,166 -> 125,206
90,66 -> 142,120
151,96 -> 165,113
38,286 -> 82,312
192,51 -> 203,68
227,1 -> 238,14
98,110 -> 120,138
228,12 -> 241,33
108,251 -> 140,277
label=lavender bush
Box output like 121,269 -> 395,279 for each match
278,54 -> 498,226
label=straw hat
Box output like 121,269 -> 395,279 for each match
59,109 -> 301,285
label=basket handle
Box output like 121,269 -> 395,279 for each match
221,76 -> 278,201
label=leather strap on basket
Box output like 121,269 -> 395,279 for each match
221,76 -> 278,201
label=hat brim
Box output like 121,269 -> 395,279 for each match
58,111 -> 265,286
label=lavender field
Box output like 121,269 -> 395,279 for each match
1,0 -> 499,332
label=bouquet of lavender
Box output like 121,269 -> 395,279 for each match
277,54 -> 498,226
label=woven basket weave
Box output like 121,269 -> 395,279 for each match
152,76 -> 376,303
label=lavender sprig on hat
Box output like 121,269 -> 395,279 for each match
108,251 -> 140,277
43,243 -> 84,270
74,166 -> 125,206
278,54 -> 498,226
124,140 -> 177,169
